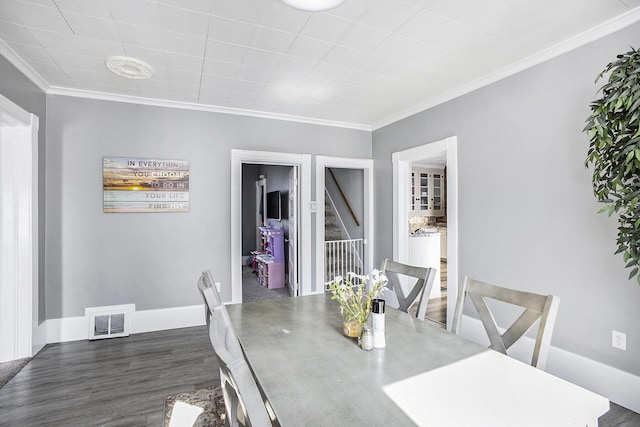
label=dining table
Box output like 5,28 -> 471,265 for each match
226,293 -> 609,426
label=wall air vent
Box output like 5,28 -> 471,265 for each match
85,304 -> 135,340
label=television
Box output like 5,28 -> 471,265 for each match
266,191 -> 281,220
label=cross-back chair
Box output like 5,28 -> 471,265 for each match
209,307 -> 273,427
452,276 -> 560,370
197,269 -> 223,327
381,259 -> 437,321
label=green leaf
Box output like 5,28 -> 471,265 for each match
585,47 -> 640,286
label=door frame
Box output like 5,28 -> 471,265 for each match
287,167 -> 298,297
392,136 -> 458,329
0,94 -> 41,361
315,156 -> 374,292
231,149 -> 311,303
255,177 -> 266,250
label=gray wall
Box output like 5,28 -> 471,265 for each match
325,168 -> 364,240
373,22 -> 640,375
44,95 -> 370,318
260,164 -> 292,232
0,56 -> 47,323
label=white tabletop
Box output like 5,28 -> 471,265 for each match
226,294 -> 608,426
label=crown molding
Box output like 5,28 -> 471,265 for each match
46,86 -> 372,131
372,6 -> 640,130
0,41 -> 49,93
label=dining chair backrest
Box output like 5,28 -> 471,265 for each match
452,276 -> 560,370
197,269 -> 223,327
381,259 -> 437,321
209,308 -> 272,427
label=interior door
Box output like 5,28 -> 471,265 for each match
288,167 -> 298,296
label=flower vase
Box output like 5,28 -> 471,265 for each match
343,320 -> 361,338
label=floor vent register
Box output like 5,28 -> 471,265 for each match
85,304 -> 135,340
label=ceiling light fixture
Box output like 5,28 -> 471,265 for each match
280,0 -> 346,12
105,56 -> 154,80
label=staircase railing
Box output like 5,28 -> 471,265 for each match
324,239 -> 364,288
324,188 -> 364,284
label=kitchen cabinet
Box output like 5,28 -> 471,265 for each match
410,168 -> 444,217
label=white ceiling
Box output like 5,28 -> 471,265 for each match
1,0 -> 639,130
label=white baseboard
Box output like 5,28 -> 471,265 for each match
132,304 -> 204,334
46,315 -> 87,342
458,315 -> 640,413
31,321 -> 47,357
45,304 -> 206,343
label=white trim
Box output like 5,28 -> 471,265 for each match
47,86 -> 371,131
315,156 -> 374,290
457,314 -> 640,413
0,94 -> 39,362
46,304 -> 206,343
0,41 -> 49,93
32,321 -> 46,356
46,316 -> 87,343
231,149 -> 312,303
372,7 -> 640,130
0,94 -> 33,126
132,304 -> 204,334
255,178 -> 267,250
392,136 -> 458,328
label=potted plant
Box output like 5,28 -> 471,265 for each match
326,270 -> 388,338
584,47 -> 640,283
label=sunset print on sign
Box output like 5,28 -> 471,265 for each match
103,157 -> 190,213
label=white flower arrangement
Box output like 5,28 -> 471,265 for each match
326,270 -> 388,334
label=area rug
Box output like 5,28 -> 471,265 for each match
164,386 -> 226,427
0,358 -> 30,389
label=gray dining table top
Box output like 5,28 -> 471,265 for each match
225,293 -> 608,427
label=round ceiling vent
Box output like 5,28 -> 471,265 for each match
280,0 -> 345,12
105,56 -> 153,80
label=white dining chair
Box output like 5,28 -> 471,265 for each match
209,307 -> 273,427
198,269 -> 240,424
197,269 -> 223,327
452,276 -> 560,370
381,258 -> 437,321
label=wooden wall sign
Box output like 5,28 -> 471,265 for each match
103,157 -> 190,213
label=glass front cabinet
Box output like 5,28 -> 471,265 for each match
410,168 -> 444,217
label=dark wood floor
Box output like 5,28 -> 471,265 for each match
410,259 -> 447,327
0,320 -> 637,426
0,326 -> 217,426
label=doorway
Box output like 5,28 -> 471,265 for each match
0,94 -> 41,361
392,137 -> 458,329
231,150 -> 312,304
315,156 -> 374,288
241,164 -> 296,302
